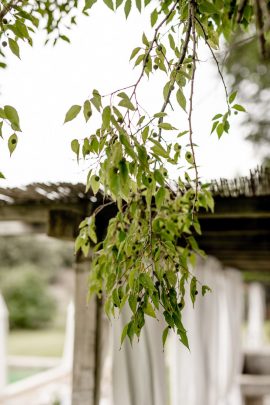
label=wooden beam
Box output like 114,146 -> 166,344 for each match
0,203 -> 87,223
48,210 -> 84,240
72,255 -> 102,405
201,195 -> 270,218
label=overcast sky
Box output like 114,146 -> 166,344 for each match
0,4 -> 261,187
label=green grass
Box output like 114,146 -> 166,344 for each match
8,328 -> 65,358
9,367 -> 45,384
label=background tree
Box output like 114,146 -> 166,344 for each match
0,0 -> 269,346
224,31 -> 270,165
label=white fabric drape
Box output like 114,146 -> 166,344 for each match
246,282 -> 266,348
170,257 -> 244,405
112,307 -> 167,405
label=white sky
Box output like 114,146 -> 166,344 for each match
0,4 -> 261,187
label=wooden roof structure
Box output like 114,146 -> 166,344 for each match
0,167 -> 269,273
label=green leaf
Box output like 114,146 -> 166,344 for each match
121,323 -> 129,345
60,35 -> 71,43
15,20 -> 29,39
102,106 -> 111,129
130,47 -> 141,61
128,295 -> 137,314
151,144 -> 169,159
8,133 -> 18,156
168,34 -> 176,50
134,54 -> 144,66
151,9 -> 158,26
210,120 -> 218,134
103,0 -> 114,10
142,32 -> 149,47
154,112 -> 167,118
144,301 -> 156,318
163,81 -> 170,101
0,121 -> 3,138
212,113 -> 222,121
229,91 -> 237,104
124,0 -> 132,18
179,329 -> 190,350
84,0 -> 97,11
119,133 -> 136,159
118,98 -> 135,111
139,273 -> 154,293
202,285 -> 211,296
217,123 -> 224,138
91,89 -> 102,111
158,123 -> 177,131
106,274 -> 116,291
64,105 -> 81,123
88,216 -> 97,243
90,175 -> 100,195
83,100 -> 92,122
116,0 -> 124,8
135,0 -> 141,12
155,187 -> 166,209
176,89 -> 186,112
0,109 -> 6,119
0,172 -> 5,179
4,105 -> 21,131
232,104 -> 246,112
185,151 -> 194,164
199,1 -> 218,14
162,326 -> 169,348
8,38 -> 20,59
190,276 -> 197,306
141,126 -> 149,143
128,268 -> 136,289
154,169 -> 164,186
127,320 -> 135,344
71,139 -> 80,161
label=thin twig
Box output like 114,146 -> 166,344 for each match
195,16 -> 230,110
0,0 -> 21,22
189,1 -> 199,217
158,11 -> 192,138
254,0 -> 267,58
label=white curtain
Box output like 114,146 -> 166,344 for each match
112,307 -> 167,405
170,257 -> 244,405
246,282 -> 266,348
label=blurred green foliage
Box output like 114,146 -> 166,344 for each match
0,235 -> 73,281
0,235 -> 73,329
224,32 -> 270,164
1,265 -> 56,329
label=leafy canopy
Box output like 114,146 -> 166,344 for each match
0,0 -> 268,346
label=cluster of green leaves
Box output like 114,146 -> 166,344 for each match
210,91 -> 246,138
0,104 -> 21,178
224,32 -> 270,164
1,0 -> 267,345
66,0 -> 224,346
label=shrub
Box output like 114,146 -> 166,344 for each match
1,265 -> 57,329
0,235 -> 73,283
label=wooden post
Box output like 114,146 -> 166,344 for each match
72,254 -> 103,405
245,397 -> 264,405
47,208 -> 105,405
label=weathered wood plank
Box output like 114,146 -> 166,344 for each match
72,257 -> 97,405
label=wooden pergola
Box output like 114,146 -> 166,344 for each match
0,167 -> 269,405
